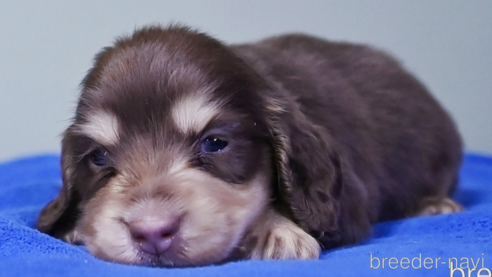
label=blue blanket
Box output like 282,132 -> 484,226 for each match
1,153 -> 491,277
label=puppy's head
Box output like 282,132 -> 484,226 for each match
36,25 -> 351,266
36,26 -> 276,266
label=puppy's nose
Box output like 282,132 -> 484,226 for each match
128,216 -> 179,255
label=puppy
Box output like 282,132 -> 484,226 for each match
36,25 -> 463,267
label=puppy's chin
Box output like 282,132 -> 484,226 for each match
74,168 -> 270,267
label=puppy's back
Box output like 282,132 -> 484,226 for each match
232,34 -> 462,222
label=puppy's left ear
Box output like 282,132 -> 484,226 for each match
265,96 -> 371,247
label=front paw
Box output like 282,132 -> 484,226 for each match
252,216 -> 321,260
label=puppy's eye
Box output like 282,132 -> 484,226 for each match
202,137 -> 228,153
90,148 -> 109,166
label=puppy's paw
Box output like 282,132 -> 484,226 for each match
251,215 -> 321,260
416,197 -> 463,216
62,229 -> 84,245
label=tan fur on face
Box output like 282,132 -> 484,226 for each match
75,156 -> 270,266
79,111 -> 120,145
171,93 -> 221,134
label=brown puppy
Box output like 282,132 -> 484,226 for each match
36,24 -> 463,267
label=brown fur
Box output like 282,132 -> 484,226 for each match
36,24 -> 462,267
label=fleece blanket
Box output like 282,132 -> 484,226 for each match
0,153 -> 491,277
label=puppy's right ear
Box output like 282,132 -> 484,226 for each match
36,128 -> 81,239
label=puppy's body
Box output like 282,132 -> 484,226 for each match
37,25 -> 462,266
234,35 -> 462,222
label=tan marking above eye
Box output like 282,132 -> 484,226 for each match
171,93 -> 220,134
80,111 -> 120,145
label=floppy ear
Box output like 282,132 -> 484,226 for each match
36,129 -> 81,240
265,96 -> 371,248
